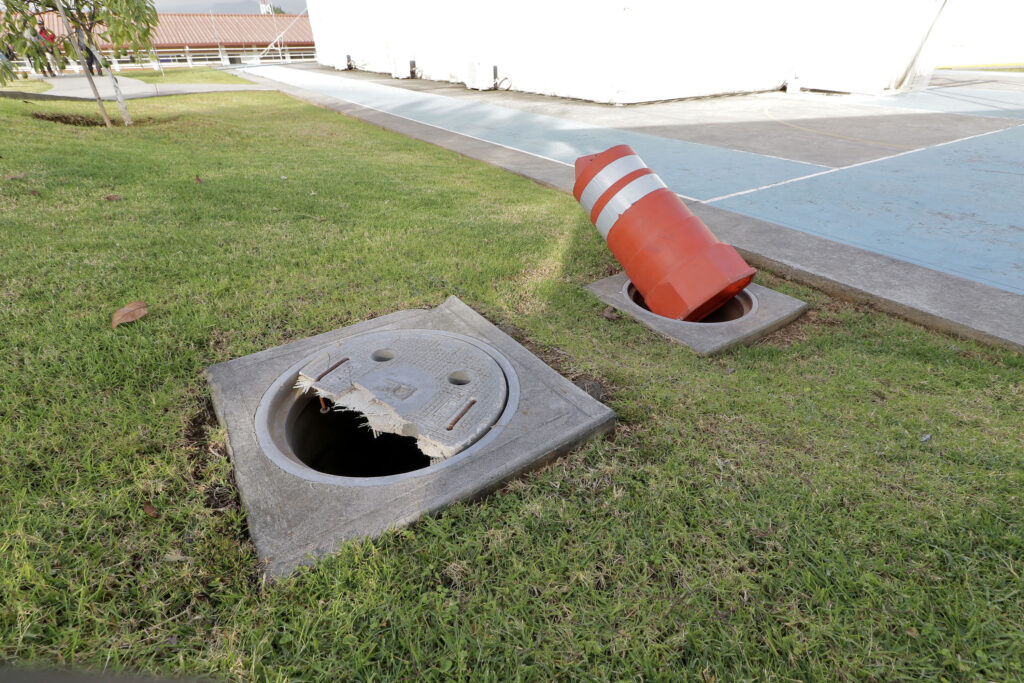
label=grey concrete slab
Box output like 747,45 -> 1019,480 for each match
623,111 -> 1016,167
234,66 -> 1024,350
587,274 -> 808,355
206,296 -> 614,578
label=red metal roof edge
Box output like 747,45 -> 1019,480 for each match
31,12 -> 313,50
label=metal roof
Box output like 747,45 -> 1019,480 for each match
148,13 -> 313,48
36,12 -> 313,49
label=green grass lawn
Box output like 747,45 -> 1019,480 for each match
127,66 -> 250,86
1,92 -> 1022,682
0,77 -> 53,93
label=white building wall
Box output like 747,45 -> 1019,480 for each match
306,0 -> 971,104
926,0 -> 1024,67
791,0 -> 946,94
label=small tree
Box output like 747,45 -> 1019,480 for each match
0,0 -> 157,127
0,45 -> 16,82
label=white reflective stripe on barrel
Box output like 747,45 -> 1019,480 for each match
578,154 -> 647,214
593,173 -> 668,239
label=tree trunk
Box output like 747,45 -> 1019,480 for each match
52,0 -> 111,128
101,60 -> 133,126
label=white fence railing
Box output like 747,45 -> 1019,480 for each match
11,45 -> 316,75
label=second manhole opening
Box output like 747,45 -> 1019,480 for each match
288,395 -> 430,477
626,283 -> 755,323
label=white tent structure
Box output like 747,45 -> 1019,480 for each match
927,0 -> 1024,68
306,0 -> 1019,104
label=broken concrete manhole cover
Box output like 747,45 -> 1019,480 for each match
290,330 -> 510,463
258,329 -> 518,479
206,296 -> 615,577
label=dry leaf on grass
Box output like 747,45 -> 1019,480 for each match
29,189 -> 39,196
112,301 -> 148,329
602,306 -> 619,321
5,172 -> 25,180
105,194 -> 122,201
604,264 -> 618,276
143,501 -> 159,518
195,175 -> 203,184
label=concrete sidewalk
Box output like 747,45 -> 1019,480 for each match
38,72 -> 274,100
236,64 -> 1024,351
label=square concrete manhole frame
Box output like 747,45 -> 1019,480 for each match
206,296 -> 615,577
586,273 -> 808,355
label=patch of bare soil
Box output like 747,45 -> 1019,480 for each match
31,111 -> 105,126
182,399 -> 239,514
31,111 -> 156,127
756,298 -> 862,348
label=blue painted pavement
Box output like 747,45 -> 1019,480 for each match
714,126 -> 1024,295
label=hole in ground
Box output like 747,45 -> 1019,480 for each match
287,396 -> 430,477
627,284 -> 753,323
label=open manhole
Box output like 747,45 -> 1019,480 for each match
289,396 -> 431,477
207,296 -> 615,577
585,272 -> 808,355
255,329 -> 518,484
625,282 -> 755,323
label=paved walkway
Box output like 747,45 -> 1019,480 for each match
37,72 -> 274,99
237,64 -> 1024,350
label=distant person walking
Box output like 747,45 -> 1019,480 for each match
36,21 -> 57,77
75,28 -> 100,76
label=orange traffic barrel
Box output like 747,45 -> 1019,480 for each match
574,145 -> 756,321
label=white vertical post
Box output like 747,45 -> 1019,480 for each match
185,46 -> 193,67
